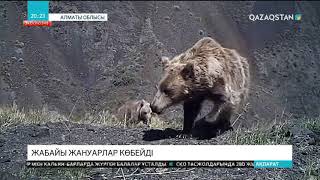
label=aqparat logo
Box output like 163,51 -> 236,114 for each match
249,14 -> 302,21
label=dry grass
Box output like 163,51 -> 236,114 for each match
1,103 -> 294,146
73,110 -> 182,129
303,117 -> 320,134
1,104 -> 317,147
224,120 -> 292,145
0,103 -> 307,146
76,110 -> 121,127
20,167 -> 88,180
148,115 -> 182,130
0,103 -> 66,129
302,155 -> 320,180
0,104 -> 181,130
112,167 -> 195,179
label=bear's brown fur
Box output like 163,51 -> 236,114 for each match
117,99 -> 152,127
151,37 -> 249,139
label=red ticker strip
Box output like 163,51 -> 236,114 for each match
23,21 -> 52,27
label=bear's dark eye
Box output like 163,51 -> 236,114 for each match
163,88 -> 171,95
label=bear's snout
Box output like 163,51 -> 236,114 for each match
150,104 -> 161,114
151,89 -> 173,114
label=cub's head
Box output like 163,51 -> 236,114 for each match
151,56 -> 195,114
138,100 -> 152,124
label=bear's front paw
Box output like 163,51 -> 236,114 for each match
176,133 -> 192,139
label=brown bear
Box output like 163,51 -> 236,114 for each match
117,99 -> 152,127
151,37 -> 250,139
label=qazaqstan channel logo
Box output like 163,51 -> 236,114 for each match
248,14 -> 302,21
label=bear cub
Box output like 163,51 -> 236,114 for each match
117,99 -> 152,127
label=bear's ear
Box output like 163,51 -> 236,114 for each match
139,100 -> 146,108
135,100 -> 143,110
181,63 -> 194,80
161,56 -> 170,67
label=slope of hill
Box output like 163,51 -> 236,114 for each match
0,1 -> 319,126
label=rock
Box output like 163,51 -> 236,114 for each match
29,127 -> 50,138
61,134 -> 66,141
164,16 -> 170,21
173,5 -> 180,11
14,48 -> 23,56
308,138 -> 316,145
16,42 -> 24,48
0,136 -> 5,147
87,127 -> 96,132
0,155 -> 10,163
0,172 -> 18,180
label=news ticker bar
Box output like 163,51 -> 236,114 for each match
25,13 -> 108,22
27,145 -> 292,168
49,13 -> 108,21
25,1 -> 108,26
26,161 -> 293,168
24,13 -> 108,27
23,13 -> 108,27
